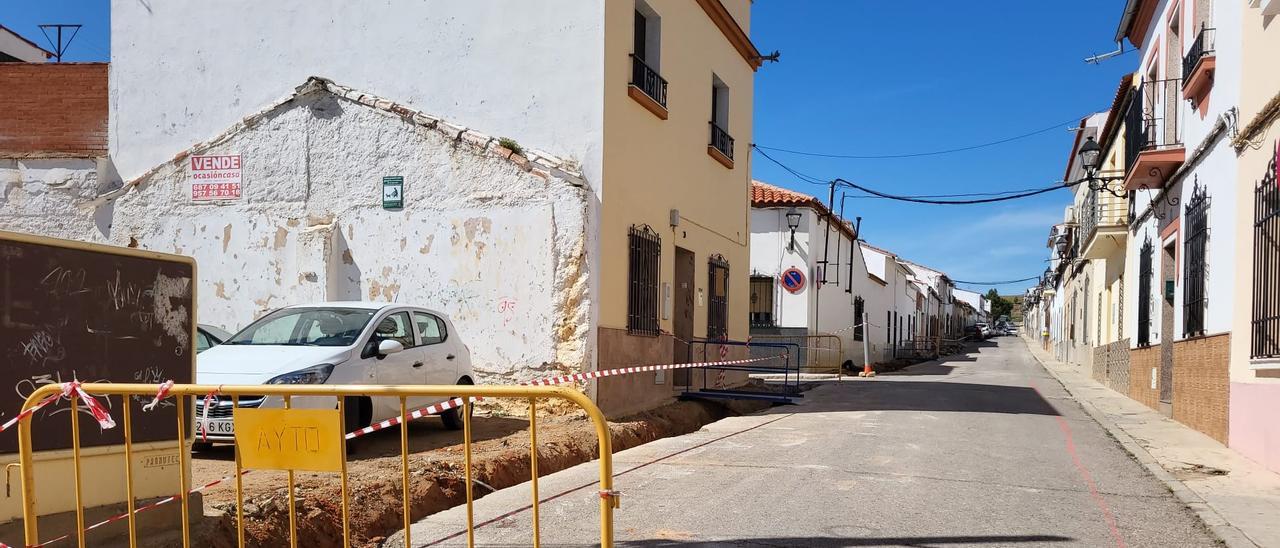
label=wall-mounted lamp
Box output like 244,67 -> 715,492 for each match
785,207 -> 801,252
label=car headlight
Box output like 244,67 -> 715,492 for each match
267,364 -> 335,385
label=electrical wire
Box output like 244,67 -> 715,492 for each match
952,276 -> 1042,285
837,178 -> 1073,205
752,145 -> 1079,205
755,116 -> 1086,159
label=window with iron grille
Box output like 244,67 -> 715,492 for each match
1252,145 -> 1280,358
1183,182 -> 1209,337
627,225 -> 661,336
853,297 -> 865,341
1138,237 -> 1153,347
707,255 -> 729,339
749,275 -> 774,328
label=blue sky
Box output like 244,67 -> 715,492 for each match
3,0 -> 109,62
751,1 -> 1133,294
5,1 -> 1132,294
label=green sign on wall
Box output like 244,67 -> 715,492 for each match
382,176 -> 404,209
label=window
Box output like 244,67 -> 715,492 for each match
630,2 -> 666,111
196,330 -> 213,353
627,225 -> 661,336
709,75 -> 733,165
373,312 -> 417,348
707,255 -> 729,339
414,312 -> 447,345
886,311 -> 892,345
853,297 -> 865,341
227,307 -> 375,347
1252,146 -> 1280,358
749,275 -> 775,327
1183,183 -> 1209,337
1138,237 -> 1154,347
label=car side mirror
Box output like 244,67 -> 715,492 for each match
378,339 -> 404,357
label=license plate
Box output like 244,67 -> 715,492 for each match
197,418 -> 234,435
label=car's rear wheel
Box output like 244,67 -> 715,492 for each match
440,377 -> 474,430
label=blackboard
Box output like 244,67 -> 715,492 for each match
0,231 -> 195,453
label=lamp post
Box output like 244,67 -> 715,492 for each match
785,208 -> 801,252
1076,136 -> 1126,198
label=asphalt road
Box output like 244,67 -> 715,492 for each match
386,338 -> 1218,547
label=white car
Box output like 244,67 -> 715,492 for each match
195,302 -> 474,445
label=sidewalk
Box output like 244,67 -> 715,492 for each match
1024,338 -> 1280,548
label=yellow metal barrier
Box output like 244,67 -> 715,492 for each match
15,383 -> 617,548
750,334 -> 843,376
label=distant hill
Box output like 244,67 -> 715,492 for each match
1001,295 -> 1024,323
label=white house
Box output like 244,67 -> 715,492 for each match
749,180 -> 869,370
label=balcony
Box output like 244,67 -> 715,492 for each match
1182,26 -> 1216,105
1079,189 -> 1129,259
1123,79 -> 1185,190
708,121 -> 734,168
628,54 -> 668,120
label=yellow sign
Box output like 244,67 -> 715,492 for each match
233,408 -> 343,472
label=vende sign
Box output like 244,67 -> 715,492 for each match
189,154 -> 242,201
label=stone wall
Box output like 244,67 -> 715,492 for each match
1173,334 -> 1231,444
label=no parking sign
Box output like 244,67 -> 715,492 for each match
781,267 -> 806,294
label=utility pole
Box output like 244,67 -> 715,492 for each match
814,180 -> 835,338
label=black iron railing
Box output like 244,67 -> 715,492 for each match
1253,148 -> 1280,358
1138,237 -> 1154,347
707,255 -> 730,339
1081,189 -> 1130,247
1183,25 -> 1216,88
1183,183 -> 1210,337
1124,79 -> 1183,173
630,54 -> 667,108
627,225 -> 661,336
749,276 -> 775,328
710,122 -> 734,160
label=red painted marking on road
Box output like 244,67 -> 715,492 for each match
1028,378 -> 1127,548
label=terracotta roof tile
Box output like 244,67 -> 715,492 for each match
750,180 -> 822,208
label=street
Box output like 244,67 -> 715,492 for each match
389,338 -> 1216,547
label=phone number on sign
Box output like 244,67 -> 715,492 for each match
192,182 -> 241,200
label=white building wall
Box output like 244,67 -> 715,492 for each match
0,90 -> 592,382
108,0 -> 606,192
749,207 -> 812,330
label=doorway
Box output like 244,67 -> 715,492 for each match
673,247 -> 695,385
1159,240 -> 1176,414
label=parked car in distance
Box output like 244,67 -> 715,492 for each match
194,302 -> 474,446
975,323 -> 992,339
196,324 -> 233,353
964,325 -> 984,340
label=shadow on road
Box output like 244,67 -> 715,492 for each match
761,380 -> 1061,416
615,535 -> 1074,547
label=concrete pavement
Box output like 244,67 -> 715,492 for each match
386,339 -> 1218,547
1027,339 -> 1280,547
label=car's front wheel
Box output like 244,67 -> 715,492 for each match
440,377 -> 474,430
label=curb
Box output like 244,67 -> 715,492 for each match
1021,337 -> 1257,548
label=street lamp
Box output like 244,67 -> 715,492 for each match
1075,136 -> 1126,198
785,208 -> 801,251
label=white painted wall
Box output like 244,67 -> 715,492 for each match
109,0 -> 606,193
0,28 -> 49,62
1,90 -> 592,382
0,158 -> 112,239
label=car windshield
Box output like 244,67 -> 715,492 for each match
224,308 -> 376,347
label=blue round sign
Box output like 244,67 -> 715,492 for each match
781,267 -> 806,294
